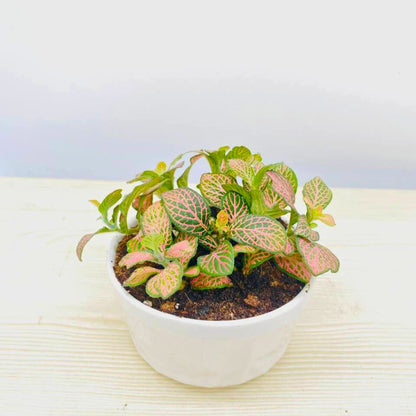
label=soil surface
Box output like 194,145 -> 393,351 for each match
114,235 -> 304,321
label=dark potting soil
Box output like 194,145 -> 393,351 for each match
113,235 -> 304,321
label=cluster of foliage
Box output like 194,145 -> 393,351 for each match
77,146 -> 339,299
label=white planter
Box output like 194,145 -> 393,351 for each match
107,234 -> 312,387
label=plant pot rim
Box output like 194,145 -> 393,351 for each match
107,233 -> 311,328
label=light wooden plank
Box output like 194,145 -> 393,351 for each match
0,177 -> 415,415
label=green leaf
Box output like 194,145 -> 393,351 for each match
190,273 -> 233,290
161,188 -> 210,236
227,146 -> 251,160
296,237 -> 340,276
222,183 -> 252,205
294,215 -> 320,241
303,176 -> 333,210
230,214 -> 287,253
126,234 -> 144,253
274,252 -> 312,283
199,173 -> 236,207
123,266 -> 160,287
145,261 -> 183,299
198,234 -> 218,250
76,227 -> 113,261
142,201 -> 172,250
243,249 -> 273,275
233,244 -> 257,254
141,234 -> 164,252
197,241 -> 234,276
98,189 -> 122,228
227,159 -> 255,184
220,191 -> 250,224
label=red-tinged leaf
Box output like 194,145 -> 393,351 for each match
296,237 -> 340,276
199,234 -> 218,250
227,159 -> 255,184
233,244 -> 257,254
220,191 -> 250,224
271,162 -> 298,193
142,201 -> 172,250
126,233 -> 144,253
230,214 -> 287,253
303,176 -> 332,210
319,213 -> 336,226
294,215 -> 320,241
310,206 -> 336,226
199,173 -> 236,207
76,227 -> 112,261
146,261 -> 183,299
183,265 -> 200,277
197,241 -> 234,276
161,188 -> 210,236
132,193 -> 152,212
123,266 -> 159,287
266,171 -> 296,210
274,253 -> 312,283
283,236 -> 296,255
165,238 -> 198,266
119,251 -> 157,268
190,273 -> 233,290
243,250 -> 273,274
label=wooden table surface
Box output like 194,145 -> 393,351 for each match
1,177 -> 415,415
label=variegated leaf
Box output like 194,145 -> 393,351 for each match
141,234 -> 164,252
190,273 -> 233,290
303,176 -> 332,209
230,214 -> 287,253
199,173 -> 236,207
227,145 -> 251,160
227,159 -> 255,184
233,244 -> 257,254
126,233 -> 144,253
274,252 -> 312,283
271,162 -> 298,193
262,184 -> 286,210
294,215 -> 320,241
165,238 -> 198,266
199,234 -> 218,250
266,171 -> 296,210
132,193 -> 152,213
296,237 -> 340,276
118,251 -> 157,268
123,266 -> 159,287
220,191 -> 250,224
161,188 -> 210,236
222,183 -> 252,205
197,241 -> 234,276
183,265 -> 200,277
243,249 -> 273,274
142,201 -> 172,250
283,236 -> 296,255
145,261 -> 183,299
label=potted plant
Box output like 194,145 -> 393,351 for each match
77,146 -> 339,387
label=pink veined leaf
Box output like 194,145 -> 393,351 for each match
233,244 -> 257,254
230,214 -> 287,253
199,173 -> 236,207
302,176 -> 332,210
296,237 -> 340,276
126,232 -> 144,253
197,241 -> 234,276
161,188 -> 210,236
274,253 -> 312,283
271,162 -> 298,193
227,159 -> 255,184
283,236 -> 296,255
220,191 -> 250,224
118,251 -> 157,269
198,234 -> 218,251
220,159 -> 227,173
243,249 -> 273,275
294,215 -> 320,242
262,184 -> 286,210
145,261 -> 183,299
183,265 -> 200,277
142,201 -> 172,250
123,266 -> 160,287
165,238 -> 198,266
190,273 -> 233,290
266,171 -> 296,210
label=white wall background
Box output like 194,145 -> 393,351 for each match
1,0 -> 415,188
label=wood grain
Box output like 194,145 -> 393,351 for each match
0,177 -> 415,415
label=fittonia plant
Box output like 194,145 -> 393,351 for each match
77,146 -> 339,299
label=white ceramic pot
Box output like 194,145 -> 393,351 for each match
107,234 -> 311,387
